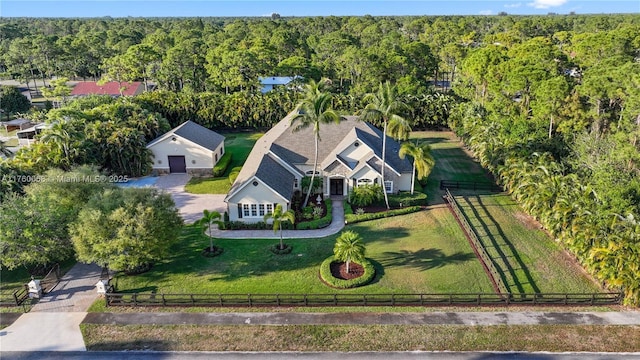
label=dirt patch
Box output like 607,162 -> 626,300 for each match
514,211 -> 542,230
330,261 -> 365,280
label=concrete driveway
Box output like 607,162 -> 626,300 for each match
154,174 -> 226,224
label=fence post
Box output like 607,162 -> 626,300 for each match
477,294 -> 481,305
591,293 -> 595,305
333,294 -> 337,306
276,294 -> 280,306
105,293 -> 109,308
248,294 -> 252,307
304,294 -> 308,306
219,294 -> 223,306
162,293 -> 166,306
133,293 -> 137,307
363,294 -> 367,306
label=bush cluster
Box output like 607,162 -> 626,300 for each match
297,199 -> 332,230
212,152 -> 232,177
224,220 -> 293,230
344,205 -> 422,224
319,255 -> 376,289
387,191 -> 428,207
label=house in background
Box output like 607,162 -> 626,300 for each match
1,118 -> 31,132
146,121 -> 225,176
224,111 -> 413,222
16,123 -> 51,146
258,76 -> 301,93
70,81 -> 145,97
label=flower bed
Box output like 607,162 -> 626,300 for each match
319,255 -> 376,289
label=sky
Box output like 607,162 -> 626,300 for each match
0,0 -> 638,18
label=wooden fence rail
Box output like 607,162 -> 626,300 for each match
443,189 -> 510,295
105,291 -> 622,308
440,180 -> 502,192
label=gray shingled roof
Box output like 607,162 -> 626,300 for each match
255,154 -> 296,200
173,121 -> 225,152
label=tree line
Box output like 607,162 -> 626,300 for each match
451,23 -> 640,305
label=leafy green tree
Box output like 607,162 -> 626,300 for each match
359,81 -> 410,209
194,210 -> 222,252
290,79 -> 343,207
333,230 -> 366,274
71,187 -> 183,272
0,86 -> 31,121
42,77 -> 72,108
263,203 -> 296,251
399,141 -> 435,194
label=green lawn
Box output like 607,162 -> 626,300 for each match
184,132 -> 263,194
455,193 -> 601,294
412,131 -> 491,203
112,208 -> 494,295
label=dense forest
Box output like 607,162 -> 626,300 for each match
0,14 -> 639,304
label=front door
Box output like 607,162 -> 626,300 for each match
168,156 -> 187,173
330,178 -> 344,196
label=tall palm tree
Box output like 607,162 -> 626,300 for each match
40,121 -> 80,169
399,141 -> 435,195
194,210 -> 223,252
290,79 -> 343,207
359,81 -> 410,209
333,230 -> 366,274
264,204 -> 296,251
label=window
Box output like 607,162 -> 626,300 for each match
220,147 -> 224,155
242,203 -> 275,218
306,170 -> 320,175
215,154 -> 218,162
384,181 -> 393,193
357,178 -> 371,187
294,178 -> 299,188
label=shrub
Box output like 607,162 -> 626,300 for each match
350,184 -> 384,207
228,166 -> 242,184
224,220 -> 293,230
388,191 -> 428,207
297,199 -> 332,230
344,206 -> 422,224
319,255 -> 376,289
213,152 -> 232,177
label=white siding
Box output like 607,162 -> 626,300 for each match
227,178 -> 289,222
149,135 -> 215,171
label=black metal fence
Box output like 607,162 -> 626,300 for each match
440,180 -> 502,192
105,291 -> 622,308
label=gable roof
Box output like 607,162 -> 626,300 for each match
70,81 -> 143,96
255,154 -> 296,200
225,110 -> 411,204
146,121 -> 224,152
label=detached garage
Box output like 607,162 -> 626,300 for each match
147,121 -> 225,176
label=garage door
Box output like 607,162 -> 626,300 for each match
168,156 -> 187,173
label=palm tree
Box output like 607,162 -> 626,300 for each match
359,81 -> 410,209
333,230 -> 366,274
290,78 -> 343,207
40,121 -> 80,169
0,140 -> 13,157
264,204 -> 296,251
194,210 -> 222,252
399,141 -> 435,195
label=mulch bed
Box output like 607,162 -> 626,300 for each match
330,261 -> 364,280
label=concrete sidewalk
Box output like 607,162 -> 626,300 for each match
82,311 -> 640,326
210,198 -> 345,239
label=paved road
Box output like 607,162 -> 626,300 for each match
2,351 -> 640,360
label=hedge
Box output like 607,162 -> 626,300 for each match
387,191 -> 428,207
297,199 -> 332,230
319,255 -> 376,289
344,205 -> 423,224
213,152 -> 232,177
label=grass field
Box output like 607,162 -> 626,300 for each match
455,193 -> 601,294
184,132 -> 262,194
82,324 -> 640,352
111,208 -> 494,295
